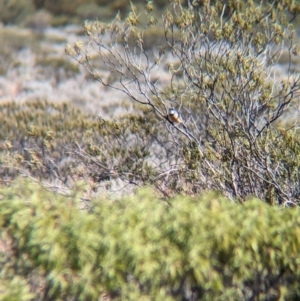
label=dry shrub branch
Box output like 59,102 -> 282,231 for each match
2,1 -> 300,204
65,0 -> 300,204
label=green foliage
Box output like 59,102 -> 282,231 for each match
0,277 -> 35,301
0,100 -> 95,181
0,179 -> 300,300
0,100 -> 162,192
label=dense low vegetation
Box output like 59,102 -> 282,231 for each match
0,179 -> 300,300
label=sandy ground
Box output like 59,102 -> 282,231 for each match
0,25 -> 132,118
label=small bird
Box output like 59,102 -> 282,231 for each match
168,107 -> 184,125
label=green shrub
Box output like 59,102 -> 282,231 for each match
0,179 -> 300,300
0,100 -> 161,194
0,100 -> 98,182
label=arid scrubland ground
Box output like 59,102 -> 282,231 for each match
1,19 -> 299,116
0,24 -> 129,117
0,21 -> 299,121
0,1 -> 173,118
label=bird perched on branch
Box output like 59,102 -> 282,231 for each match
168,107 -> 184,125
167,107 -> 192,138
